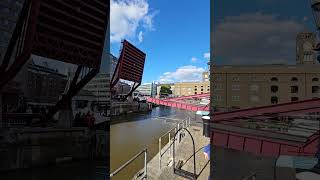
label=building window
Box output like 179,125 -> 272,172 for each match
250,95 -> 259,102
215,76 -> 222,81
232,96 -> 240,102
213,95 -> 222,102
271,77 -> 278,82
291,97 -> 299,102
251,77 -> 259,81
250,84 -> 259,92
201,89 -> 204,91
231,85 -> 240,91
291,86 -> 298,93
232,76 -> 240,81
195,92 -> 197,94
312,86 -> 319,94
312,77 -> 319,82
291,77 -> 298,82
271,85 -> 278,93
213,84 -> 222,91
271,96 -> 278,104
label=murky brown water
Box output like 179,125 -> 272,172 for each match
110,106 -> 193,180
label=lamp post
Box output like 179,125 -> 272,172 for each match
311,0 -> 320,170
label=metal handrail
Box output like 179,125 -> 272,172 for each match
110,148 -> 148,179
243,172 -> 256,180
158,117 -> 191,170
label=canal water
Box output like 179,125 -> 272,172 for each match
110,106 -> 193,180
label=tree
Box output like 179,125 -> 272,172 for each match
160,84 -> 172,95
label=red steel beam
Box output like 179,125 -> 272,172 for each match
213,98 -> 320,122
163,93 -> 210,101
211,130 -> 319,157
147,97 -> 209,111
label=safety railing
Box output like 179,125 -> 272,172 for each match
242,172 -> 256,180
158,117 -> 191,170
110,148 -> 148,179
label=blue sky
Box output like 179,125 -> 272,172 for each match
110,0 -> 210,84
212,0 -> 316,65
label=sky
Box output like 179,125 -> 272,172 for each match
212,0 -> 316,65
110,0 -> 210,84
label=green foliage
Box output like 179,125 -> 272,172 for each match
160,84 -> 172,94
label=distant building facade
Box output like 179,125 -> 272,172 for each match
84,73 -> 110,106
171,70 -> 210,97
135,82 -> 157,97
203,72 -> 209,82
173,81 -> 210,96
109,53 -> 118,78
212,64 -> 320,109
296,32 -> 317,64
24,59 -> 68,106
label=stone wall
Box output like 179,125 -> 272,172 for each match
110,102 -> 152,116
0,127 -> 107,171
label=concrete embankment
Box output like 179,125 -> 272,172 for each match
110,102 -> 152,116
134,123 -> 210,180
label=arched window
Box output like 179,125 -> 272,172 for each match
291,77 -> 298,82
312,77 -> 319,82
271,96 -> 278,104
271,85 -> 278,93
312,86 -> 319,94
271,77 -> 278,82
291,86 -> 299,93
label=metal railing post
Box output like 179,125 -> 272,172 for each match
174,127 -> 177,148
159,138 -> 161,170
169,132 -> 171,158
144,149 -> 147,179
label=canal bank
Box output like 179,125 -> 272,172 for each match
110,106 -> 196,180
110,102 -> 152,117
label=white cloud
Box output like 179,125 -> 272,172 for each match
204,52 -> 210,59
138,31 -> 143,43
158,65 -> 205,83
110,0 -> 157,43
190,57 -> 198,63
